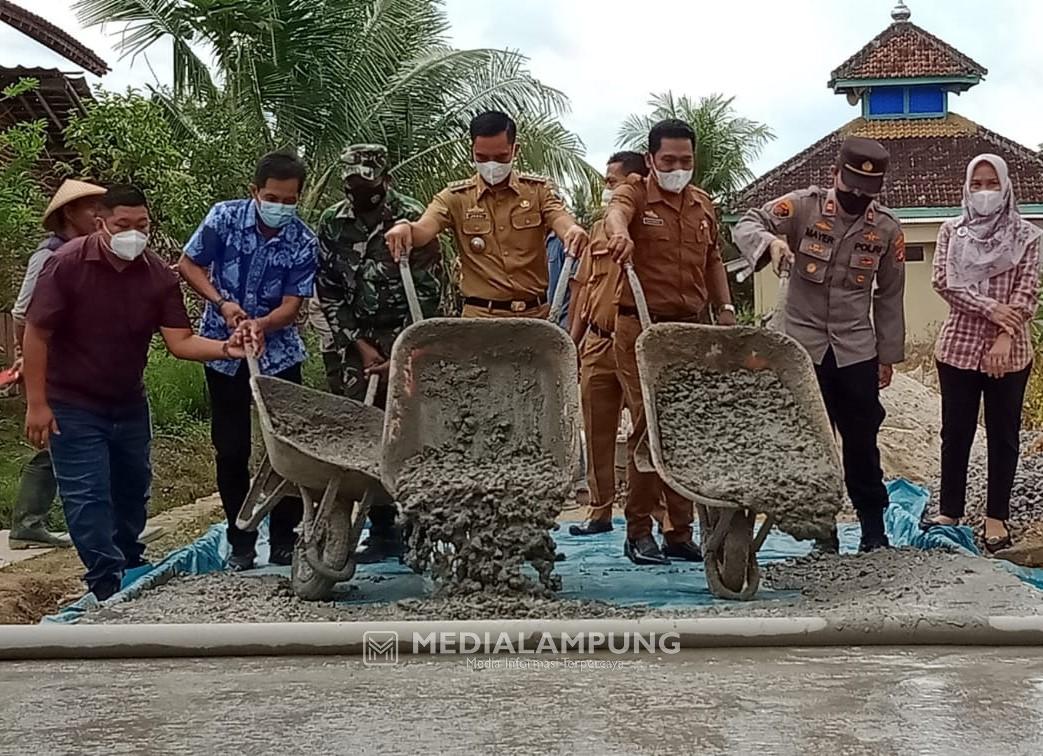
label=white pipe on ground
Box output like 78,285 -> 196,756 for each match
4,616 -> 1043,660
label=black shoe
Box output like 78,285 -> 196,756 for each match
858,533 -> 890,554
269,546 -> 294,566
355,535 -> 405,564
568,520 -> 613,536
663,540 -> 703,562
228,552 -> 256,572
91,579 -> 121,602
624,536 -> 670,566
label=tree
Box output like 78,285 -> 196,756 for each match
74,0 -> 598,211
0,79 -> 48,309
618,92 -> 774,204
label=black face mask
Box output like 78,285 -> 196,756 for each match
346,182 -> 386,210
835,188 -> 873,216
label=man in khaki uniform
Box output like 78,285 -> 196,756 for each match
605,119 -> 737,566
732,136 -> 906,553
385,111 -> 588,316
568,151 -> 649,536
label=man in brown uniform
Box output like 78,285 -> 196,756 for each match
568,151 -> 649,536
385,111 -> 588,316
732,136 -> 905,553
605,119 -> 737,565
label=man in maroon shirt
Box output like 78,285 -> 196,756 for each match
22,185 -> 261,600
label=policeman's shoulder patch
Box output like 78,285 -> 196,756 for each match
771,198 -> 794,218
894,231 -> 906,264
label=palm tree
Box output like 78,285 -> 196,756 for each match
74,0 -> 598,210
618,91 -> 774,204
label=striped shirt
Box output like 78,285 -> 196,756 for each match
932,219 -> 1041,372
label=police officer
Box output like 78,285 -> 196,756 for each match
316,144 -> 442,562
733,136 -> 906,553
605,119 -> 737,566
385,111 -> 588,316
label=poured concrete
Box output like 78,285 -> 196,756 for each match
0,648 -> 1041,754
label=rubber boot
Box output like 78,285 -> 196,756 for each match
8,450 -> 71,549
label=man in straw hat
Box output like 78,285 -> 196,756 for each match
7,179 -> 104,549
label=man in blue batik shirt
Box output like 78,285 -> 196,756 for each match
545,232 -> 571,329
179,152 -> 318,571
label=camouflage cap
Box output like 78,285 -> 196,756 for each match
341,144 -> 388,181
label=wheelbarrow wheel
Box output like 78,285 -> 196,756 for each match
698,505 -> 760,601
291,495 -> 355,602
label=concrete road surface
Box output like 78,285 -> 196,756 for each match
1,647 -> 1042,755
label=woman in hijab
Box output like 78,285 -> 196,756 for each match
922,154 -> 1042,552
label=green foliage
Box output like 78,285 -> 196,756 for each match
143,343 -> 210,433
0,79 -> 48,309
74,0 -> 596,212
618,92 -> 775,205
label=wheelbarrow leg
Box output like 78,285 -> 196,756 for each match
236,455 -> 294,532
698,504 -> 761,601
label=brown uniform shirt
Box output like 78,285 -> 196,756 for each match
609,178 -> 727,318
574,221 -> 622,334
732,186 -> 906,367
27,234 -> 192,414
420,172 -> 577,301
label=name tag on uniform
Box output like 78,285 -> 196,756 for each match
465,207 -> 487,219
642,213 -> 664,227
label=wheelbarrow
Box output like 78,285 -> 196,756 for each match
236,256 -> 427,601
626,265 -> 843,600
380,251 -> 581,546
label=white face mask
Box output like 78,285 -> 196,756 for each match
601,188 -> 615,206
969,189 -> 1003,216
476,160 -> 513,186
105,226 -> 148,261
654,166 -> 693,194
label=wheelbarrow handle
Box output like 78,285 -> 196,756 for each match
246,352 -> 261,378
398,253 -> 425,324
624,263 -> 653,331
548,250 -> 578,325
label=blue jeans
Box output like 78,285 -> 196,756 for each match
49,402 -> 152,599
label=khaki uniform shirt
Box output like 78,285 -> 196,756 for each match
609,178 -> 727,317
733,186 -> 906,367
574,221 -> 622,334
420,172 -> 576,301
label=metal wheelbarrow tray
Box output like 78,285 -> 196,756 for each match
636,324 -> 844,600
237,376 -> 387,600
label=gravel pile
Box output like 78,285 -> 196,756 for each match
924,432 -> 1043,546
656,365 -> 843,541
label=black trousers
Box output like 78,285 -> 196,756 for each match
205,363 -> 304,555
814,349 -> 890,532
937,361 -> 1031,521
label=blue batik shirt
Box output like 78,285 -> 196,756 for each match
184,199 -> 318,376
545,233 -> 571,329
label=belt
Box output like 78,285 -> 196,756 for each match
589,322 -> 613,339
463,295 -> 547,313
618,306 -> 706,324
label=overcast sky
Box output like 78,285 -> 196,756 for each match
4,0 -> 1042,178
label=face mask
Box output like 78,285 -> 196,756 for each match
256,200 -> 298,229
476,160 -> 513,186
601,188 -> 615,206
653,166 -> 693,194
104,224 -> 148,261
969,189 -> 1003,216
835,188 -> 873,216
347,183 -> 386,210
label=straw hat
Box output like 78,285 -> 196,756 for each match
42,179 -> 106,232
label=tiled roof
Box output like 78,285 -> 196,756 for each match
732,113 -> 1043,212
829,22 -> 986,85
0,0 -> 109,76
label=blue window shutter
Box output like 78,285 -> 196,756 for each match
908,86 -> 946,115
868,88 -> 905,117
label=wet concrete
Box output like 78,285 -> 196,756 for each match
1,648 -> 1042,755
656,365 -> 843,540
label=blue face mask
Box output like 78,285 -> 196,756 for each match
255,199 -> 298,229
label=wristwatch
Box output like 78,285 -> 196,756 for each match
215,297 -> 227,311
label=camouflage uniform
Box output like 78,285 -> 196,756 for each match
315,145 -> 442,404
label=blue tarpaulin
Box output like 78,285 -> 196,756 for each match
43,479 -> 1043,623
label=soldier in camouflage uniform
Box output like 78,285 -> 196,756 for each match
316,144 -> 442,562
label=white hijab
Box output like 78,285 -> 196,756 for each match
946,154 -> 1042,292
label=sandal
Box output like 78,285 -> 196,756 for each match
984,522 -> 1013,554
920,514 -> 959,531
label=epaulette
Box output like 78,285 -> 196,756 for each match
448,178 -> 476,192
518,174 -> 549,184
872,203 -> 899,224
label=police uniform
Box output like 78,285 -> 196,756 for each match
419,172 -> 578,317
732,137 -> 906,546
609,177 -> 732,548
